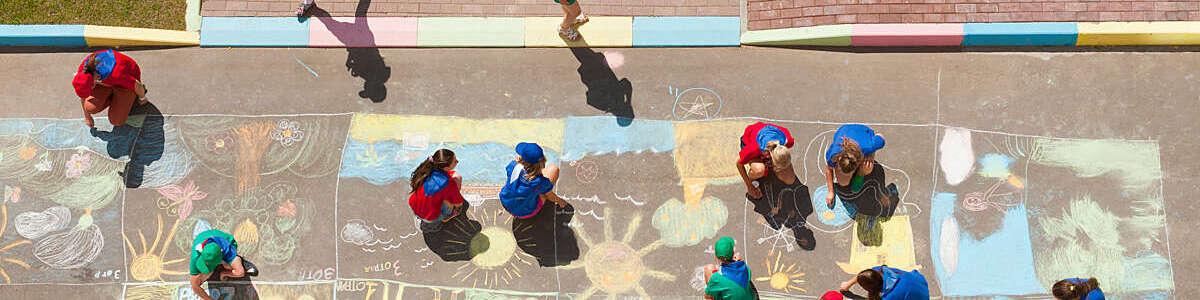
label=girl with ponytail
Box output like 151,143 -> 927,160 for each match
823,124 -> 899,242
839,266 -> 929,300
1052,278 -> 1104,300
408,149 -> 465,231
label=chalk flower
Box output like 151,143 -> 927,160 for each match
269,119 -> 304,147
65,153 -> 91,178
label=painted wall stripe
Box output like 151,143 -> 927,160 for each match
1077,21 -> 1200,46
84,26 -> 199,47
308,17 -> 418,47
416,17 -> 525,47
0,25 -> 86,47
741,24 -> 852,46
632,17 -> 741,47
962,22 -> 1078,46
851,24 -> 963,46
200,17 -> 310,47
524,17 -> 633,47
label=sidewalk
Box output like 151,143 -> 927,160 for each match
201,0 -> 741,17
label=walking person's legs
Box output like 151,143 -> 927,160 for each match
557,0 -> 587,40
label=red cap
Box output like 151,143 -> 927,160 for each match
72,71 -> 94,99
821,291 -> 844,300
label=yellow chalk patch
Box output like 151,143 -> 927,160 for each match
836,216 -> 919,274
348,114 -> 564,152
673,121 -> 752,180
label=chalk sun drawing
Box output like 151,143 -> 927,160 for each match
123,214 -> 187,281
451,207 -> 534,289
561,208 -> 677,299
755,217 -> 797,253
755,250 -> 808,294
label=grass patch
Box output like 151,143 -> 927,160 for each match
0,0 -> 186,30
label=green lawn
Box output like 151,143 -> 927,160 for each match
0,0 -> 186,30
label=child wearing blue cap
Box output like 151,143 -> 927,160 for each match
500,142 -> 567,219
1052,277 -> 1105,300
189,229 -> 257,300
840,265 -> 929,300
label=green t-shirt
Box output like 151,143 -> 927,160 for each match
705,272 -> 755,300
190,229 -> 238,275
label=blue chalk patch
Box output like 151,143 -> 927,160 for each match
201,17 -> 310,47
560,116 -> 674,161
810,185 -> 853,227
632,17 -> 740,47
930,193 -> 1043,297
0,25 -> 86,47
962,22 -> 1078,46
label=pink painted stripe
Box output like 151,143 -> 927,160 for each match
308,17 -> 417,47
851,24 -> 964,47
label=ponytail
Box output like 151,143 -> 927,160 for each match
410,149 -> 455,192
856,269 -> 883,300
1052,278 -> 1100,300
833,137 -> 863,175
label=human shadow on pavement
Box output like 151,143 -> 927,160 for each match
571,47 -> 633,126
746,167 -> 816,251
422,201 -> 484,262
512,202 -> 580,267
203,258 -> 261,300
308,0 -> 391,103
89,101 -> 165,188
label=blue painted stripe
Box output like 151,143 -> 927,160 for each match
0,25 -> 86,47
962,22 -> 1078,46
632,17 -> 740,47
200,17 -> 310,47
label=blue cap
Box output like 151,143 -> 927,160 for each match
515,142 -> 544,163
756,125 -> 788,152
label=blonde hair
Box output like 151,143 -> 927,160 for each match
518,157 -> 546,181
766,141 -> 791,170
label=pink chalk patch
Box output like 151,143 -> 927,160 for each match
309,17 -> 418,47
851,24 -> 964,47
602,51 -> 625,69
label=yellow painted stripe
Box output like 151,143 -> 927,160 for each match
1077,22 -> 1200,45
523,17 -> 632,47
84,25 -> 199,47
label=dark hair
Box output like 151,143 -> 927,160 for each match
856,269 -> 884,300
1052,278 -> 1099,300
84,54 -> 100,76
833,138 -> 863,175
410,149 -> 455,191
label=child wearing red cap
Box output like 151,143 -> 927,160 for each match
71,50 -> 147,128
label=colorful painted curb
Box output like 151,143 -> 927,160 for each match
200,16 -> 741,48
0,25 -> 198,47
742,21 -> 1200,47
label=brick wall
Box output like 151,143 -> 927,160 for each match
203,0 -> 740,17
747,0 -> 1200,31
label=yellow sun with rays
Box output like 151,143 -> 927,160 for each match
563,207 -> 676,299
0,203 -> 32,283
755,249 -> 807,294
451,208 -> 535,289
123,214 -> 186,281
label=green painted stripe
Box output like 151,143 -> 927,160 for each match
741,24 -> 851,46
417,17 -> 525,47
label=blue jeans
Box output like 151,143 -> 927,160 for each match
423,203 -> 454,223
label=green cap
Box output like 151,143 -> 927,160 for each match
714,236 -> 735,259
195,243 -> 223,274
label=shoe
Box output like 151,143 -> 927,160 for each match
296,1 -> 313,17
793,226 -> 815,251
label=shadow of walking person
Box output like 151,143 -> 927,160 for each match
89,102 -> 165,188
308,0 -> 391,103
570,48 -> 633,126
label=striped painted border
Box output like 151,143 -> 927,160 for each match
199,16 -> 741,47
742,21 -> 1200,47
2,20 -> 1196,47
